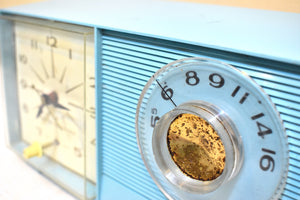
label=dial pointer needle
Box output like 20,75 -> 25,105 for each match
156,80 -> 177,107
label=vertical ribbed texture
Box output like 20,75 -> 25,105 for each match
100,33 -> 300,200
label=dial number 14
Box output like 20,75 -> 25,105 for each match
157,70 -> 277,173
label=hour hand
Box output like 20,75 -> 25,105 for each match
36,94 -> 47,118
36,104 -> 44,118
36,91 -> 69,118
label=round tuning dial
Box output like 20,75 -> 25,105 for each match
136,57 -> 288,199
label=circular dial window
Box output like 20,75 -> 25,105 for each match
136,58 -> 288,200
167,113 -> 226,181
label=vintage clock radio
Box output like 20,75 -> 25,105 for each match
0,0 -> 299,200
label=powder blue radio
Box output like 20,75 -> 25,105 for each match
0,0 -> 299,200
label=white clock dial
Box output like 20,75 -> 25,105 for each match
15,21 -> 96,183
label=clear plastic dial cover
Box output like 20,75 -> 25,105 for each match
136,58 -> 288,200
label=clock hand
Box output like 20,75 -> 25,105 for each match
47,91 -> 69,111
36,104 -> 44,118
54,102 -> 69,111
36,91 -> 70,118
36,94 -> 48,118
29,84 -> 47,118
36,93 -> 52,118
36,91 -> 75,134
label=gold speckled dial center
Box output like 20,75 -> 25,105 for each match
167,113 -> 226,181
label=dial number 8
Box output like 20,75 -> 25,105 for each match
185,71 -> 200,86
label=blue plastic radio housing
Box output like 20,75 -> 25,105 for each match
0,0 -> 299,199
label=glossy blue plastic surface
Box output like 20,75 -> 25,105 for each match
1,0 -> 300,65
97,32 -> 300,200
0,1 -> 299,199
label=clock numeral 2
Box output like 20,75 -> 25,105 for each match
89,77 -> 95,88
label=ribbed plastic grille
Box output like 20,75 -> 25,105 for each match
101,36 -> 166,199
100,33 -> 300,200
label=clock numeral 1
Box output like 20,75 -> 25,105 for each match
231,85 -> 249,104
69,49 -> 72,59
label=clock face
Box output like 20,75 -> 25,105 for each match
14,22 -> 96,183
